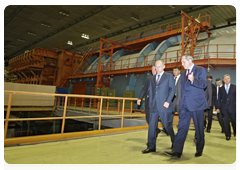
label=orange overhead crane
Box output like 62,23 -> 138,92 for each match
69,10 -> 212,88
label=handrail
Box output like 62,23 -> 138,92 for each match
4,90 -> 144,145
81,44 -> 236,74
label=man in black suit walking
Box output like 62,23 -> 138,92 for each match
206,75 -> 216,133
138,59 -> 175,154
137,66 -> 156,123
216,74 -> 236,140
215,78 -> 225,133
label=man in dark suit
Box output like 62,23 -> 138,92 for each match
172,66 -> 181,114
206,75 -> 216,133
216,74 -> 236,140
204,79 -> 212,128
140,59 -> 175,154
165,55 -> 208,158
214,78 -> 225,133
137,66 -> 156,123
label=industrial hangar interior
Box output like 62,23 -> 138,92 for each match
4,5 -> 237,166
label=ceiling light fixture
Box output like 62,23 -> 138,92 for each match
103,25 -> 110,31
81,33 -> 89,39
131,13 -> 139,21
28,32 -> 36,36
67,41 -> 73,45
41,22 -> 50,27
59,10 -> 70,17
17,39 -> 25,42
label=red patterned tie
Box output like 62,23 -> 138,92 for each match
156,75 -> 160,84
186,69 -> 190,81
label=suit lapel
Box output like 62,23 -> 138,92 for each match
182,70 -> 186,87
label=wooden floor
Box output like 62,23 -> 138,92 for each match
4,121 -> 237,170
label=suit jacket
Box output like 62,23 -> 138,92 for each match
148,72 -> 175,113
180,65 -> 208,112
138,76 -> 151,114
214,85 -> 222,108
216,84 -> 236,114
172,75 -> 181,113
211,83 -> 216,107
204,79 -> 212,108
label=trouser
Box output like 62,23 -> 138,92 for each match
223,111 -> 236,137
206,106 -> 213,130
147,111 -> 175,149
217,112 -> 225,132
172,98 -> 205,154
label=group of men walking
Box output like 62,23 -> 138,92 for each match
137,55 -> 236,158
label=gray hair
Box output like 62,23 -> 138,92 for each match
155,59 -> 165,65
182,55 -> 194,62
223,74 -> 231,79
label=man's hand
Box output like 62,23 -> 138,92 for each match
163,102 -> 170,109
188,72 -> 194,82
137,99 -> 141,105
217,109 -> 220,113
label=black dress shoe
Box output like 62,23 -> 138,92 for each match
226,137 -> 231,141
164,151 -> 181,158
206,129 -> 210,133
142,148 -> 156,154
195,152 -> 202,157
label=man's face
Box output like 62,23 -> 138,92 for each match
173,68 -> 180,77
207,78 -> 212,83
155,61 -> 165,74
216,80 -> 222,86
152,66 -> 156,75
223,76 -> 231,85
181,56 -> 192,69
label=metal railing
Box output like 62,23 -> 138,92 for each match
83,44 -> 236,74
4,90 -> 145,145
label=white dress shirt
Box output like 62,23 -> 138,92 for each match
186,64 -> 195,75
174,74 -> 180,85
156,71 -> 164,82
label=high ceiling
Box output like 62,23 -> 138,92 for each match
4,5 -> 236,60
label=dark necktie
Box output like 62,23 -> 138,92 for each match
156,75 -> 160,84
186,69 -> 190,81
174,77 -> 177,84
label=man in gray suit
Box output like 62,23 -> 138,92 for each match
140,59 -> 175,153
172,66 -> 181,114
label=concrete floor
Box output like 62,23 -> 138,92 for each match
4,121 -> 236,166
